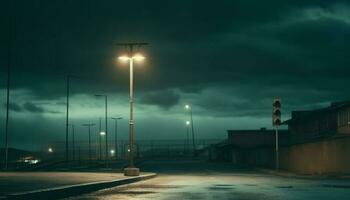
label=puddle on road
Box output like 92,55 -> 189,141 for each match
209,184 -> 236,190
136,184 -> 184,189
275,186 -> 293,189
213,184 -> 235,187
322,184 -> 350,189
244,184 -> 258,186
116,191 -> 157,195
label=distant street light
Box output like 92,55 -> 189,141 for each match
82,123 -> 96,161
68,124 -> 75,161
185,105 -> 196,155
99,127 -> 106,160
110,149 -> 115,157
111,117 -> 123,160
186,121 -> 190,154
48,148 -> 53,153
65,75 -> 80,163
95,94 -> 108,163
98,118 -> 102,160
117,43 -> 147,176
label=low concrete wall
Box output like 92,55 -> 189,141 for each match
280,136 -> 350,174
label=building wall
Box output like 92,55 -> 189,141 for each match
337,107 -> 350,134
279,136 -> 350,174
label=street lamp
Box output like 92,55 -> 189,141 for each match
68,124 -> 75,161
48,148 -> 53,153
65,75 -> 80,163
110,149 -> 115,157
111,117 -> 123,160
95,94 -> 108,163
99,130 -> 106,160
83,123 -> 95,161
186,121 -> 190,154
118,52 -> 145,176
185,105 -> 196,155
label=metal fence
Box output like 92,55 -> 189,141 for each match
41,139 -> 223,161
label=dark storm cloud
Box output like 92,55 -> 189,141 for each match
3,101 -> 59,114
23,102 -> 45,113
139,89 -> 180,110
1,0 -> 350,111
6,102 -> 22,112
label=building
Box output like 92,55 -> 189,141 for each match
209,101 -> 350,174
283,101 -> 350,144
209,128 -> 289,167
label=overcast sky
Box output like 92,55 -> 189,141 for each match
1,0 -> 350,150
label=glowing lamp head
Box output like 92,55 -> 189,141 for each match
118,56 -> 130,62
185,105 -> 190,110
100,131 -> 106,136
186,121 -> 190,126
48,148 -> 53,153
132,54 -> 145,61
110,149 -> 115,154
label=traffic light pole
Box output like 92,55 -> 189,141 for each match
275,126 -> 279,171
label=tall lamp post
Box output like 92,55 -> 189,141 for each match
111,117 -> 123,160
98,118 -> 102,160
68,124 -> 75,161
99,131 -> 106,160
117,45 -> 146,176
186,121 -> 190,154
185,105 -> 196,156
83,123 -> 95,161
95,95 -> 108,164
66,75 -> 79,163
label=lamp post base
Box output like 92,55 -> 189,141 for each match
124,167 -> 140,176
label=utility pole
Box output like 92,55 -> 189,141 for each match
116,42 -> 147,176
4,9 -> 12,171
69,124 -> 75,161
83,123 -> 95,161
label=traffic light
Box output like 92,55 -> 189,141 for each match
272,98 -> 281,126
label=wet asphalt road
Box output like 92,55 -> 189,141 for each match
65,160 -> 350,200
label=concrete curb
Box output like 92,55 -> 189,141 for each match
5,173 -> 157,200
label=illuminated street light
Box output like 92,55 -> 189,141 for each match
110,149 -> 115,156
185,104 -> 196,156
48,148 -> 53,153
95,94 -> 108,164
118,50 -> 146,176
100,131 -> 106,136
111,117 -> 123,160
186,121 -> 190,154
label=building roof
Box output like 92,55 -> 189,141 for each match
282,101 -> 350,125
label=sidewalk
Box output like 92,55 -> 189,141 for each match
0,172 -> 156,199
257,168 -> 350,180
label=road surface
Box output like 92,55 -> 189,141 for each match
65,159 -> 350,200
